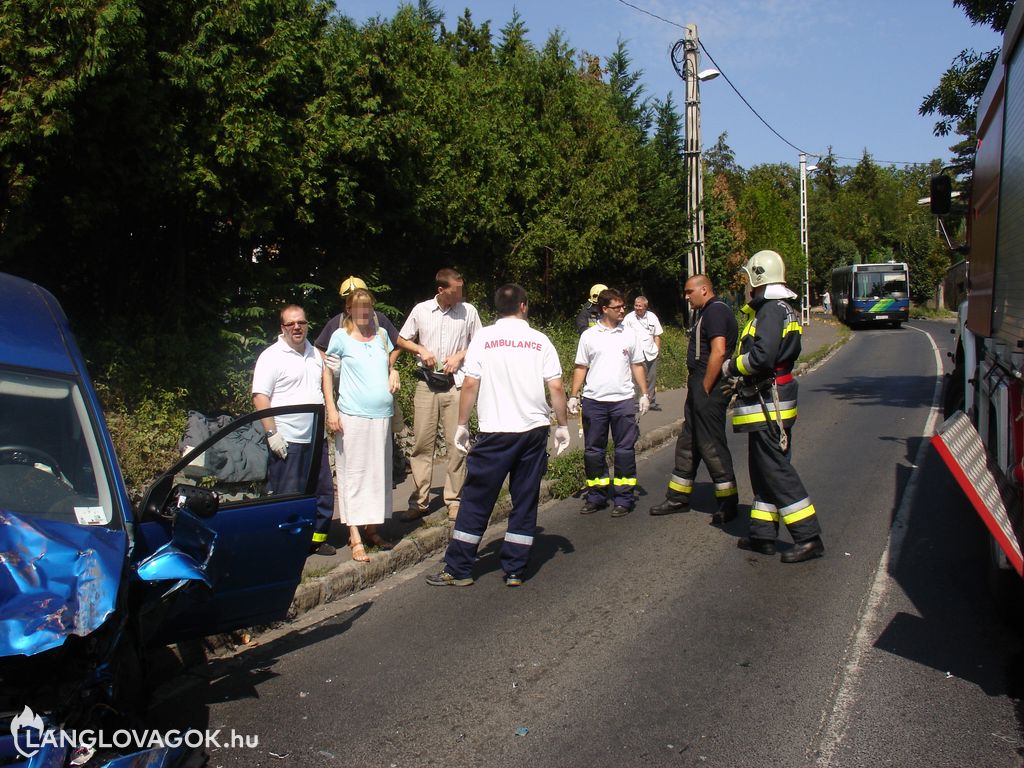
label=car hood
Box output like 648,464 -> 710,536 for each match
0,511 -> 127,657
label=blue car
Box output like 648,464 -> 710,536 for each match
0,272 -> 324,767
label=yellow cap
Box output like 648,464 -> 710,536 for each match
588,283 -> 608,303
339,276 -> 368,296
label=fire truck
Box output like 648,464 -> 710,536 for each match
931,1 -> 1024,596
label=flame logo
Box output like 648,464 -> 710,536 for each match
10,705 -> 45,758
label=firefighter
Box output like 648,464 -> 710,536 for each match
721,250 -> 824,563
649,275 -> 738,523
575,283 -> 608,334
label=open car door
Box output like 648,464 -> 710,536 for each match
133,405 -> 326,645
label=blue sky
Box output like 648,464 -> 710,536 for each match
335,0 -> 1003,170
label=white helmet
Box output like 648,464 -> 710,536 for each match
740,250 -> 786,288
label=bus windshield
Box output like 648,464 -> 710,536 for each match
855,270 -> 907,299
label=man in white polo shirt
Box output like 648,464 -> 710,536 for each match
397,268 -> 482,521
623,295 -> 664,410
252,304 -> 336,555
569,288 -> 649,517
426,284 -> 570,587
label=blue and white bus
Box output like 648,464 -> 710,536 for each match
830,262 -> 910,328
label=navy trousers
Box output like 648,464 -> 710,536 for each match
267,438 -> 334,542
582,397 -> 638,508
444,426 -> 549,579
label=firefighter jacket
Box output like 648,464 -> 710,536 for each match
730,296 -> 802,433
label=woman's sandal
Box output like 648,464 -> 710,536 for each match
364,531 -> 394,550
350,542 -> 370,562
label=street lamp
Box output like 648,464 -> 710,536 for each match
672,25 -> 719,283
799,153 -> 818,326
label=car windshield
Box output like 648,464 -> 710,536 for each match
0,368 -> 117,528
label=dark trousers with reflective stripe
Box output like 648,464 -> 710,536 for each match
582,397 -> 638,508
444,426 -> 549,579
748,428 -> 821,543
267,438 -> 334,541
667,375 -> 737,512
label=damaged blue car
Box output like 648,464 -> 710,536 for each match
0,273 -> 325,766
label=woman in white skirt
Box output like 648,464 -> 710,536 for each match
324,288 -> 401,562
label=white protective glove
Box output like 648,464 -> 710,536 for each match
638,394 -> 650,416
553,426 -> 571,456
454,424 -> 472,454
567,396 -> 580,416
267,431 -> 289,459
324,354 -> 341,378
721,359 -> 733,380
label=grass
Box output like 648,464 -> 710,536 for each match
910,303 -> 956,320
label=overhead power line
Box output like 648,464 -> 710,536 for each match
612,0 -> 936,167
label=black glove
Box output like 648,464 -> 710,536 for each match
721,376 -> 740,398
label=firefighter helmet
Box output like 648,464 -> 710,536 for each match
740,250 -> 787,288
588,283 -> 608,303
339,276 -> 368,296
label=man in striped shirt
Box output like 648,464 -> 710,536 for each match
397,268 -> 482,521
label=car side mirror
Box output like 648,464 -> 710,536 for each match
140,480 -> 219,521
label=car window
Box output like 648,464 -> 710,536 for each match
168,410 -> 319,507
0,369 -> 116,527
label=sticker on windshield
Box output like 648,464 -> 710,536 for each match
73,506 -> 107,525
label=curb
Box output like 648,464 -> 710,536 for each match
287,417 -> 686,619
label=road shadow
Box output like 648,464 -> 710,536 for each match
147,602 -> 372,733
810,374 -> 936,410
470,526 -> 575,583
876,447 -> 1024,709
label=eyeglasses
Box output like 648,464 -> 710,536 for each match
606,304 -> 625,311
282,320 -> 308,328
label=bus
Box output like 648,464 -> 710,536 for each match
830,262 -> 909,328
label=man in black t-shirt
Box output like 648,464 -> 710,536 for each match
650,275 -> 740,523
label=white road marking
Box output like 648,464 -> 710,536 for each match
812,322 -> 945,767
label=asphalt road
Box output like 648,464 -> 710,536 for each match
151,319 -> 1024,768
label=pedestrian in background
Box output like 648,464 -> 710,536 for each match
623,295 -> 663,411
252,304 -> 336,556
721,250 -> 824,563
569,288 -> 648,518
427,284 -> 570,587
821,290 -> 831,315
397,268 -> 482,521
324,288 -> 400,562
649,275 -> 739,524
575,283 -> 607,334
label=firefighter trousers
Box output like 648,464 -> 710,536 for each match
582,397 -> 638,509
747,428 -> 821,543
444,426 -> 549,579
666,376 -> 738,512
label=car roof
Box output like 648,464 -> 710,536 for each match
0,272 -> 78,375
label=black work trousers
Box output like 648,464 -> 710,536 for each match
747,428 -> 821,543
666,374 -> 737,512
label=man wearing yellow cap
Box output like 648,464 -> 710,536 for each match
314,276 -> 399,353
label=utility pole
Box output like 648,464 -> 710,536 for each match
799,152 -> 811,326
682,25 -> 705,281
672,25 -> 718,325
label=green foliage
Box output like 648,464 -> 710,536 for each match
544,448 -> 586,499
0,1 -> 960,488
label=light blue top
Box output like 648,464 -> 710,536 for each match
326,328 -> 394,418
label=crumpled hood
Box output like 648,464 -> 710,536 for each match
0,511 -> 127,657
